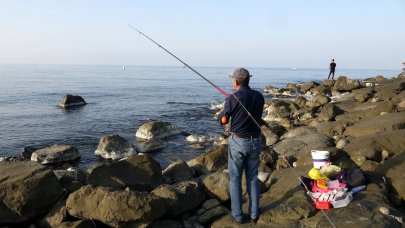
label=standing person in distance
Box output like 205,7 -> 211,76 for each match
219,68 -> 264,224
328,59 -> 337,80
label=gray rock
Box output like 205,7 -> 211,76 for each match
152,180 -> 206,217
162,159 -> 194,184
0,161 -> 63,223
202,172 -> 230,202
335,101 -> 395,122
378,152 -> 405,201
59,94 -> 86,108
310,84 -> 331,96
66,185 -> 166,227
137,138 -> 168,153
95,134 -> 136,159
197,206 -> 229,225
201,198 -> 221,210
299,81 -> 318,93
87,154 -> 162,191
58,220 -> 96,228
136,120 -> 180,140
21,146 -> 38,159
31,144 -> 80,164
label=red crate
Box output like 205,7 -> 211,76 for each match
315,199 -> 331,210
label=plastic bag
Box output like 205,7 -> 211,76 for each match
320,164 -> 341,179
308,167 -> 329,180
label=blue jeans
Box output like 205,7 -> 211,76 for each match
228,134 -> 262,221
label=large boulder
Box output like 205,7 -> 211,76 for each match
334,101 -> 395,122
299,81 -> 319,93
316,120 -> 354,137
332,76 -> 361,92
294,96 -> 307,109
152,180 -> 206,217
59,94 -> 86,108
197,205 -> 229,225
343,129 -> 405,166
201,172 -> 230,202
95,134 -> 137,159
378,152 -> 405,202
31,144 -> 80,164
87,155 -> 162,191
135,120 -> 180,140
333,87 -> 374,103
319,103 -> 342,121
187,145 -> 228,173
310,84 -> 331,96
0,161 -> 63,223
344,112 -> 405,137
66,185 -> 166,226
137,139 -> 168,153
274,127 -> 334,159
373,78 -> 405,101
162,159 -> 194,184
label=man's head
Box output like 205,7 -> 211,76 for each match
229,67 -> 251,88
331,59 -> 335,62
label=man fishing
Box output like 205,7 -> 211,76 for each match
219,68 -> 264,223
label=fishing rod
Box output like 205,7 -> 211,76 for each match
121,21 -> 228,97
123,22 -> 335,227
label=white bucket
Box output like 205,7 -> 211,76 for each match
311,150 -> 330,169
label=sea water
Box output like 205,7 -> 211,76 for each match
0,64 -> 399,168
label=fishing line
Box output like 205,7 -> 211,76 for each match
123,22 -> 336,227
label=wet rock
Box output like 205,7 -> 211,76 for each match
187,145 -> 228,173
332,76 -> 361,92
59,94 -> 86,108
66,185 -> 166,226
186,134 -> 214,143
0,161 -> 63,223
21,146 -> 38,159
201,172 -> 230,202
306,94 -> 331,109
197,206 -> 229,225
136,120 -> 180,140
40,200 -> 69,228
137,138 -> 168,153
0,155 -> 24,163
344,112 -> 405,137
53,168 -> 86,193
162,159 -> 194,184
152,180 -> 206,217
95,134 -> 136,159
87,154 -> 162,191
31,144 -> 80,164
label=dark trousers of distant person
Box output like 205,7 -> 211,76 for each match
328,69 -> 335,80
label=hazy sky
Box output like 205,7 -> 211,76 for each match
0,0 -> 404,69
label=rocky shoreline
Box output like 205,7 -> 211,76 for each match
1,74 -> 405,227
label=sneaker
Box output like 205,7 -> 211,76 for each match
232,216 -> 247,224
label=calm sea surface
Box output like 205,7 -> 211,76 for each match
0,64 -> 399,168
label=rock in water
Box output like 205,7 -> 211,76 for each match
87,154 -> 162,191
31,144 -> 80,164
137,138 -> 167,153
66,185 -> 166,227
0,161 -> 63,223
59,94 -> 86,108
95,134 -> 137,159
136,120 -> 180,140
